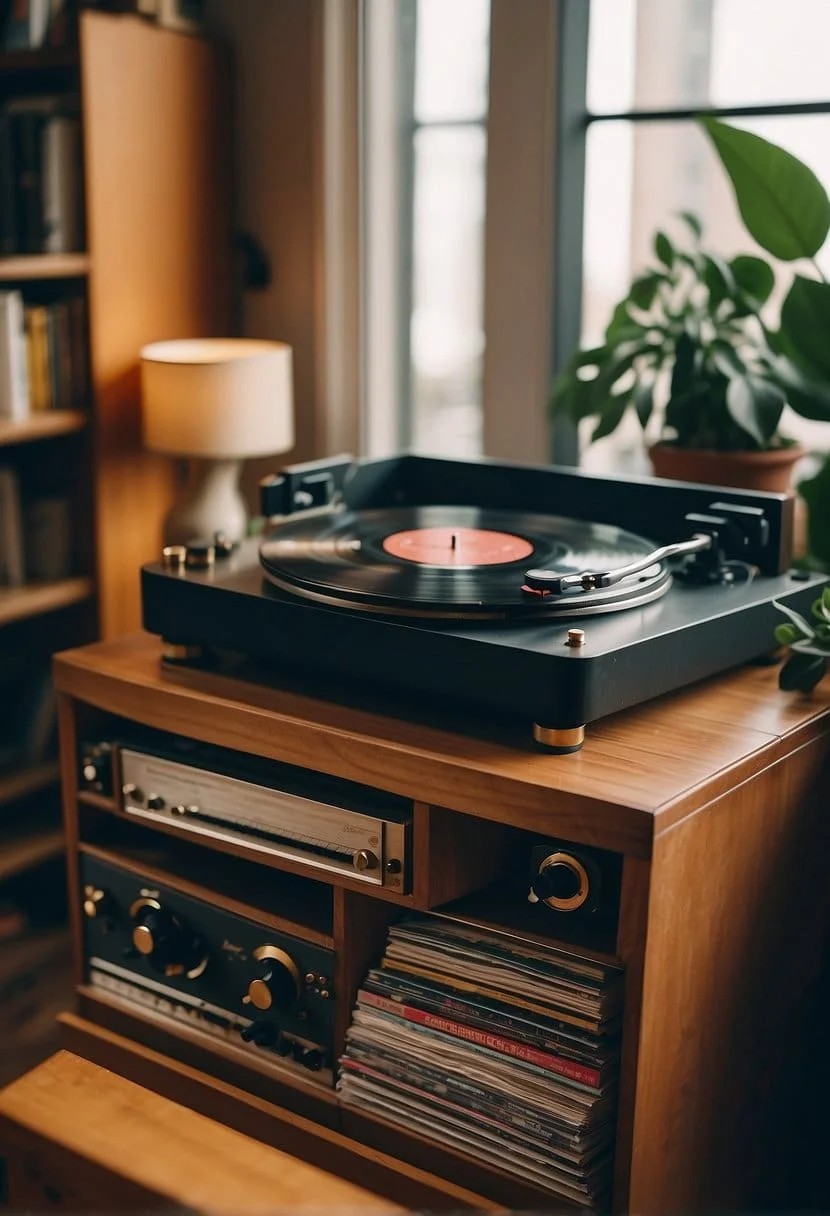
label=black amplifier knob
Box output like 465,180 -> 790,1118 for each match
528,851 -> 594,913
240,1020 -> 278,1048
129,898 -> 208,979
243,944 -> 301,1012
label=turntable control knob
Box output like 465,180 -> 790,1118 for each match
129,899 -> 208,979
83,886 -> 115,920
353,849 -> 378,873
244,945 -> 301,1012
529,852 -> 590,912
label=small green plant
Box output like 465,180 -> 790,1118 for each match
775,591 -> 830,691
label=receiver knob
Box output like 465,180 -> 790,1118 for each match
129,898 -> 208,979
528,851 -> 590,912
353,849 -> 378,872
243,945 -> 301,1012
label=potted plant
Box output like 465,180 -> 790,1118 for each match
552,137 -> 830,490
700,117 -> 830,687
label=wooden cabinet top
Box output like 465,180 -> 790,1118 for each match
54,632 -> 830,859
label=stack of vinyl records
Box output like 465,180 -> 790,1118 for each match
338,916 -> 623,1209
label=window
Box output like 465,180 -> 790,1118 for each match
363,0 -> 490,459
569,0 -> 830,473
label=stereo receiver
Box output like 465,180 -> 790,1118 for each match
82,730 -> 412,892
81,854 -> 337,1085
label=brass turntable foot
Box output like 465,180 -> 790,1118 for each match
161,639 -> 205,664
532,723 -> 585,754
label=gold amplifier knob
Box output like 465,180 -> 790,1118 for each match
243,945 -> 301,1012
129,897 -> 209,979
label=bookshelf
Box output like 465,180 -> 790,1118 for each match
0,9 -> 232,1087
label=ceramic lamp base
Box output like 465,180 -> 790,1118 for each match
163,457 -> 247,545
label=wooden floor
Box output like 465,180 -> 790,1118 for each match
0,927 -> 73,1088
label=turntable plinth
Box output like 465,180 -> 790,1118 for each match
53,631 -> 830,1214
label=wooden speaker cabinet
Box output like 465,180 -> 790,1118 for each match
53,632 -> 830,1214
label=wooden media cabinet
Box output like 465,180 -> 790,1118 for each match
51,631 -> 830,1213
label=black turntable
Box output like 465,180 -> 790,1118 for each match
140,454 -> 826,751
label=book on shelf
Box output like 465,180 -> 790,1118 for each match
23,493 -> 72,579
0,94 -> 83,255
0,464 -> 24,585
1,0 -> 62,51
25,302 -> 52,410
0,288 -> 29,420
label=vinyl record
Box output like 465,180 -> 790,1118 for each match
259,506 -> 672,619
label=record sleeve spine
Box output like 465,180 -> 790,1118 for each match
357,990 -> 602,1088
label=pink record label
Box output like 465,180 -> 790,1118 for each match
382,526 -> 534,567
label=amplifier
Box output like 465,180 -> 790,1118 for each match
81,855 -> 337,1085
85,731 -> 412,893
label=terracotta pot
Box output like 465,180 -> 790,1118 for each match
648,443 -> 804,494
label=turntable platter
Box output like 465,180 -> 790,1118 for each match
258,506 -> 672,619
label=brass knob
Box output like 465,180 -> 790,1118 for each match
246,977 -> 274,1010
353,849 -> 378,872
83,886 -> 112,920
132,924 -> 156,955
242,945 -> 301,1012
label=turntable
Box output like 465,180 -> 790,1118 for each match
140,454 -> 826,752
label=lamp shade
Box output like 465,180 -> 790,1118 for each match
140,338 -> 294,459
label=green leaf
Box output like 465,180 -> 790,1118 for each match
798,460 -> 830,567
591,391 -> 629,441
700,116 -> 830,260
767,356 -> 830,422
778,652 -> 828,692
775,622 -> 803,646
730,255 -> 775,306
701,253 -> 736,305
654,231 -> 674,267
669,331 -> 696,401
780,275 -> 830,379
774,599 -> 815,638
629,273 -> 661,310
725,376 -> 784,447
678,211 -> 702,239
605,300 -> 644,344
635,381 -> 654,429
709,341 -> 746,379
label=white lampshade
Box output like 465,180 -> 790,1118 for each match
140,338 -> 294,458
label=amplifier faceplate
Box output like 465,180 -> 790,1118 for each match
118,746 -> 410,892
81,854 -> 337,1085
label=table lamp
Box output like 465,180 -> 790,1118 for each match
141,338 -> 294,546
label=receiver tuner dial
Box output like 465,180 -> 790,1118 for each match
244,945 -> 301,1012
129,897 -> 208,979
528,851 -> 590,912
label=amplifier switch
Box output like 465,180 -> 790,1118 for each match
83,886 -> 115,922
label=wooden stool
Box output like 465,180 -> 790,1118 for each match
0,1051 -> 403,1212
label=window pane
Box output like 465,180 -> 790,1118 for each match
579,113 -> 830,472
415,0 -> 490,122
410,126 -> 486,457
588,0 -> 830,115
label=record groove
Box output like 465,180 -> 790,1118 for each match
259,506 -> 672,619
